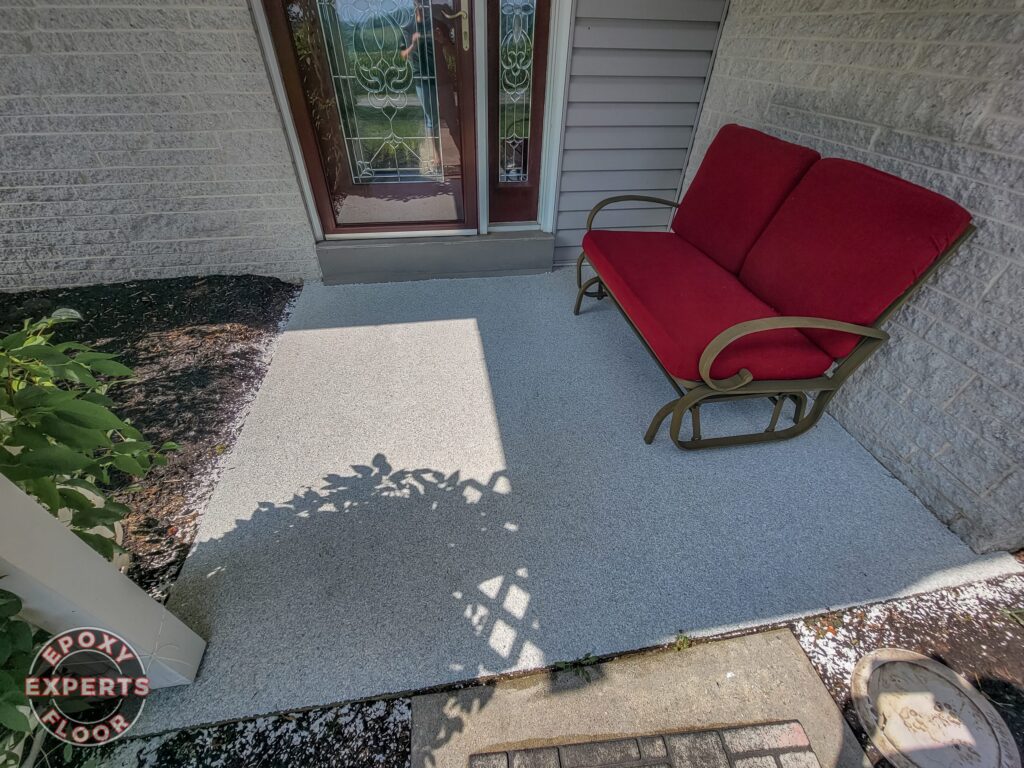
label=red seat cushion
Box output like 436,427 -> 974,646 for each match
582,230 -> 834,381
739,158 -> 972,359
671,124 -> 820,274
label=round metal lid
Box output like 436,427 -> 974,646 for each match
852,648 -> 1020,768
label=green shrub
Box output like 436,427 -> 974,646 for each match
0,308 -> 176,560
0,309 -> 175,764
0,589 -> 42,767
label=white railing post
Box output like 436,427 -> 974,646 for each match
0,474 -> 206,689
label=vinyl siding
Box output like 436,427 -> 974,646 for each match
553,0 -> 726,265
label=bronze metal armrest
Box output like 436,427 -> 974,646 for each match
698,316 -> 890,392
585,195 -> 680,231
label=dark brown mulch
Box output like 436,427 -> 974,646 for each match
1,275 -> 300,599
791,571 -> 1024,766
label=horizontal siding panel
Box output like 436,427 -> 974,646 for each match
558,207 -> 673,230
562,148 -> 686,171
573,18 -> 720,51
571,49 -> 713,77
558,189 -> 678,211
560,169 -> 684,191
568,75 -> 705,103
554,2 -> 721,251
564,126 -> 692,150
566,102 -> 700,127
577,0 -> 726,23
555,225 -> 666,249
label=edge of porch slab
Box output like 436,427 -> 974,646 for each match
410,629 -> 872,768
317,231 -> 555,284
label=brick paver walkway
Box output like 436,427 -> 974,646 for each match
470,721 -> 821,768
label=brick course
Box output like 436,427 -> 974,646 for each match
472,723 -> 823,768
687,0 -> 1024,553
0,0 -> 319,290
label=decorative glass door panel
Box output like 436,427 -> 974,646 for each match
267,0 -> 477,233
488,0 -> 550,223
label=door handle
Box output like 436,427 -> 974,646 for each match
441,7 -> 470,51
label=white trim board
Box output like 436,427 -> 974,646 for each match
538,0 -> 576,234
248,0 -> 324,243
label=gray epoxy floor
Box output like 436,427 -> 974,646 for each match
137,269 -> 1019,734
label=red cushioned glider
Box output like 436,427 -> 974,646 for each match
581,230 -> 834,381
739,158 -> 973,359
671,123 -> 820,274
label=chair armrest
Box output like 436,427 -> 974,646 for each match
698,316 -> 889,392
586,195 -> 680,231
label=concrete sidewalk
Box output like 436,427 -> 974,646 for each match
412,630 -> 870,768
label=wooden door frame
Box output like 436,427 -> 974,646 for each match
261,0 -> 479,236
250,0 -> 575,243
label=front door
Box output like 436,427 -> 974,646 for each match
266,0 -> 479,234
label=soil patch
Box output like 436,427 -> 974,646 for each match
1,275 -> 300,598
792,572 -> 1024,765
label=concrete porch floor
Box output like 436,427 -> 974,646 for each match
137,269 -> 1019,733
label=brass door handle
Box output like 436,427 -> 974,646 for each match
441,7 -> 470,51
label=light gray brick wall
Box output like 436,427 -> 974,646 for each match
0,0 -> 319,289
685,0 -> 1024,553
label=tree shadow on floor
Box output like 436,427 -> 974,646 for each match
151,452 -> 603,760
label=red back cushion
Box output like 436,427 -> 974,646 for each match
739,158 -> 972,359
671,124 -> 820,273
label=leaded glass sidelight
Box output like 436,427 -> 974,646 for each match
316,0 -> 444,183
497,0 -> 537,183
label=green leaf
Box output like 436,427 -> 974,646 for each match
103,500 -> 130,516
111,453 -> 145,476
15,345 -> 70,366
0,636 -> 9,667
6,622 -> 31,655
4,653 -> 31,681
0,331 -> 27,352
0,704 -> 28,733
0,463 -> 49,482
53,341 -> 89,353
0,593 -> 21,620
58,488 -> 98,513
26,477 -> 61,514
59,477 -> 104,498
110,439 -> 150,454
12,385 -> 74,410
72,530 -> 120,560
50,307 -> 82,322
8,425 -> 49,450
79,391 -> 115,408
19,445 -> 92,474
71,506 -> 123,530
71,352 -> 116,364
88,358 -> 134,377
120,424 -> 144,441
54,361 -> 99,388
63,743 -> 73,762
161,441 -> 180,452
39,413 -> 112,451
0,689 -> 28,709
52,398 -> 127,431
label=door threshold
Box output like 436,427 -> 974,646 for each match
317,230 -> 554,285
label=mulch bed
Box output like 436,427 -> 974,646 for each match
1,275 -> 300,599
791,569 -> 1024,766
